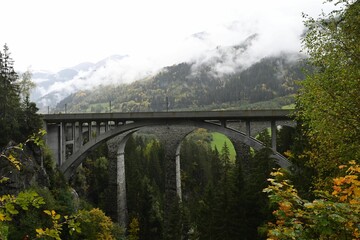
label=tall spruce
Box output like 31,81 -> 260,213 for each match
0,44 -> 21,146
0,45 -> 41,147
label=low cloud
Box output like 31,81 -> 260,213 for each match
31,0 -> 335,108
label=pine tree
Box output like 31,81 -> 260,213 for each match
0,45 -> 41,147
19,95 -> 42,139
0,44 -> 21,146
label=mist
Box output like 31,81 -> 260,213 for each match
25,0 -> 336,108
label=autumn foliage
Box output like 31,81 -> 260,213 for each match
265,0 -> 360,238
264,161 -> 360,239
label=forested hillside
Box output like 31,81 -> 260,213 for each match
55,52 -> 307,113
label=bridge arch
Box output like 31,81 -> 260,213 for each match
60,119 -> 291,179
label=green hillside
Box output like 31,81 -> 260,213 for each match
210,132 -> 236,161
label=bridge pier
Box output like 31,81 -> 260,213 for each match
107,132 -> 135,227
105,125 -> 194,229
227,135 -> 251,173
154,125 -> 195,239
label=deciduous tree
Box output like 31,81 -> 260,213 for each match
297,0 -> 360,186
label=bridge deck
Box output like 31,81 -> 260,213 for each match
42,110 -> 293,123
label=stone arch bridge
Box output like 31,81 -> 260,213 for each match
43,110 -> 295,225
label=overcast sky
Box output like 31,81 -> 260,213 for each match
2,0 -> 334,72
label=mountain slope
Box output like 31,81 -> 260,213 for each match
31,55 -> 128,110
54,52 -> 307,113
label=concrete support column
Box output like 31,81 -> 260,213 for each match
71,122 -> 76,152
60,122 -> 66,165
162,131 -> 181,239
116,151 -> 127,226
96,121 -> 101,138
88,122 -> 93,141
163,138 -> 178,200
105,121 -> 109,132
77,122 -> 83,151
245,120 -> 251,136
44,123 -> 61,167
271,120 -> 277,151
175,145 -> 182,201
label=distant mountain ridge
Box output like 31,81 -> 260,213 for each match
31,55 -> 128,109
30,34 -> 307,113
54,51 -> 307,113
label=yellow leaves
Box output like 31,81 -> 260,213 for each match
339,195 -> 348,202
37,210 -> 72,240
36,227 -> 61,240
44,209 -> 61,220
128,217 -> 140,240
0,213 -> 6,221
284,150 -> 293,159
0,152 -> 21,171
7,154 -> 21,170
35,228 -> 45,235
349,160 -> 356,165
304,203 -> 314,209
349,199 -> 359,205
270,171 -> 284,177
0,177 -> 9,184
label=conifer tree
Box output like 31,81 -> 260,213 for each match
0,45 -> 41,147
0,44 -> 21,146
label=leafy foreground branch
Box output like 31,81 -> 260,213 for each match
0,131 -> 122,239
264,161 -> 360,240
35,210 -> 80,240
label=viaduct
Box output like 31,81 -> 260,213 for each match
43,110 -> 295,226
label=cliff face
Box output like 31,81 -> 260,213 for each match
0,141 -> 50,195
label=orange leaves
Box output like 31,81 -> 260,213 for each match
278,202 -> 294,217
332,161 -> 360,204
265,162 -> 360,239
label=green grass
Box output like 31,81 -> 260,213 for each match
282,103 -> 296,109
210,132 -> 236,161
